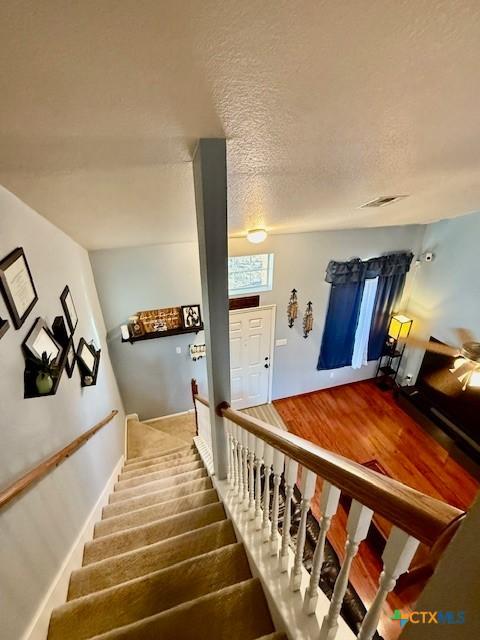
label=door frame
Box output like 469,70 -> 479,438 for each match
229,304 -> 276,404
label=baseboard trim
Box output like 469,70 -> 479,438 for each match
23,455 -> 124,640
144,409 -> 194,423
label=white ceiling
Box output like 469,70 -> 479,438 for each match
1,1 -> 480,250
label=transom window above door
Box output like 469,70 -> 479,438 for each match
228,253 -> 274,295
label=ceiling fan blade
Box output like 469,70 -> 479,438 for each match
454,328 -> 476,344
402,335 -> 459,357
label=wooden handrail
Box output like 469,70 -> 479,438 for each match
194,393 -> 464,546
0,410 -> 119,510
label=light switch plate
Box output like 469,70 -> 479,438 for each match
176,346 -> 182,354
275,338 -> 287,346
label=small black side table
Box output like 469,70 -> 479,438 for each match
375,338 -> 406,390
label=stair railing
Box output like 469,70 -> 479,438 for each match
0,410 -> 119,510
192,388 -> 464,640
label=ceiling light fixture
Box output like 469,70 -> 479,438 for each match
246,228 -> 267,244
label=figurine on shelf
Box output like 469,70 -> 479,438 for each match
303,301 -> 313,338
287,289 -> 298,328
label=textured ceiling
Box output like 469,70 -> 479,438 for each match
1,1 -> 480,249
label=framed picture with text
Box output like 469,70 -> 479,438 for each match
0,247 -> 38,329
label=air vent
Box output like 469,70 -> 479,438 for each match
360,195 -> 408,208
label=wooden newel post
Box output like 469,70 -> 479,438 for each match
191,378 -> 199,435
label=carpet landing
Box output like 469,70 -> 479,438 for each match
47,415 -> 286,640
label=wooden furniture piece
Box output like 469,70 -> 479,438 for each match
0,410 -> 118,510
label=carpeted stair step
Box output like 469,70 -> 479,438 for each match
83,502 -> 226,565
49,543 -> 251,640
68,520 -> 237,600
94,488 -> 219,538
125,444 -> 195,466
114,459 -> 204,491
102,477 -> 213,519
87,578 -> 275,640
123,449 -> 199,473
119,453 -> 201,479
126,420 -> 187,460
108,468 -> 208,504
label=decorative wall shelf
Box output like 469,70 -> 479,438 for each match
122,325 -> 204,344
24,346 -> 68,399
23,315 -> 69,399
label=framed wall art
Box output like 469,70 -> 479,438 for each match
23,318 -> 63,366
181,305 -> 202,329
0,247 -> 38,329
60,285 -> 78,335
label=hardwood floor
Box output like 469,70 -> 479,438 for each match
274,380 -> 479,640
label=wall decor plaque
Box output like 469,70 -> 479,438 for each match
0,247 -> 38,329
138,307 -> 182,333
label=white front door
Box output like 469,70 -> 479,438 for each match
229,306 -> 274,409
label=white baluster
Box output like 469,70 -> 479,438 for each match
241,428 -> 249,510
225,421 -> 232,485
290,468 -> 316,591
254,437 -> 265,530
357,527 -> 420,640
280,457 -> 298,572
270,448 -> 285,555
262,444 -> 274,541
231,423 -> 239,492
304,481 -> 341,614
236,426 -> 244,501
319,501 -> 373,640
247,432 -> 256,518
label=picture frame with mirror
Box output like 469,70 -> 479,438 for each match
76,338 -> 101,386
23,317 -> 63,367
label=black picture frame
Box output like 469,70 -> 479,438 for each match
0,317 -> 9,340
181,305 -> 202,330
0,247 -> 38,329
76,338 -> 97,375
23,317 -> 63,367
60,285 -> 78,335
65,339 -> 76,378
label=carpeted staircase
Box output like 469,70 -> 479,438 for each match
47,416 -> 285,640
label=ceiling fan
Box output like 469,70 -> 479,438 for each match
401,329 -> 480,391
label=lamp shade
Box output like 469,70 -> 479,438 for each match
388,314 -> 413,341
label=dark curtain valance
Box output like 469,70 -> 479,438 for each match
325,252 -> 413,285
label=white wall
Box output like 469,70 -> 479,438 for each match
89,242 -> 207,420
0,186 -> 125,640
403,210 -> 480,381
230,225 -> 425,399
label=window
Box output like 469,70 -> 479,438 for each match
228,253 -> 274,296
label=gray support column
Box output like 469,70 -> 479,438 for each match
193,139 -> 230,480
